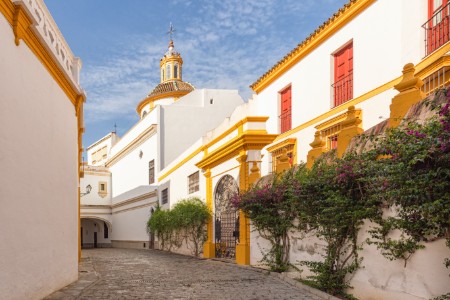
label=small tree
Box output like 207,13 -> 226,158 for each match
171,197 -> 210,257
147,198 -> 210,256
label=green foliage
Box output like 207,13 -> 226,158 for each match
364,89 -> 450,265
147,197 -> 210,256
294,151 -> 380,298
232,169 -> 301,272
234,88 -> 450,297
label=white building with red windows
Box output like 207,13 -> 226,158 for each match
80,1 -> 449,299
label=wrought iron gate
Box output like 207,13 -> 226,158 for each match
215,211 -> 239,258
214,175 -> 239,259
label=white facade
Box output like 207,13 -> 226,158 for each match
80,0 -> 449,299
81,40 -> 246,250
0,0 -> 85,299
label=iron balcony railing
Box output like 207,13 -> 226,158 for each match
332,72 -> 353,107
279,109 -> 292,133
423,2 -> 450,56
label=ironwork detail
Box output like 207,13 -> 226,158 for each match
214,175 -> 239,259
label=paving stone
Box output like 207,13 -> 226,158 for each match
45,248 -> 335,300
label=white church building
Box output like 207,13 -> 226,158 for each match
80,40 -> 245,249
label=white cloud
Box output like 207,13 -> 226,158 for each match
81,0 -> 347,129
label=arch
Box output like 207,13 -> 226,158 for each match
81,216 -> 112,231
213,175 -> 239,259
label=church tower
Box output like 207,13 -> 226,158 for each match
136,24 -> 194,118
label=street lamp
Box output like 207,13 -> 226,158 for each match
81,184 -> 92,197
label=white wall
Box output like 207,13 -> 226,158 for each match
255,0 -> 426,137
0,12 -> 78,300
161,89 -> 245,169
110,135 -> 158,197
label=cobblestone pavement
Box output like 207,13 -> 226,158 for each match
45,248 -> 337,300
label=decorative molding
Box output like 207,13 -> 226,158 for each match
273,76 -> 401,142
250,0 -> 375,93
106,125 -> 157,167
112,191 -> 157,209
86,133 -> 114,151
158,117 -> 270,182
112,202 -> 156,215
266,138 -> 297,153
196,130 -> 277,170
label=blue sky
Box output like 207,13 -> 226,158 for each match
45,0 -> 347,150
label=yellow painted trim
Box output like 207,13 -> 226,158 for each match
273,76 -> 401,142
158,116 -> 270,181
158,147 -> 204,182
1,0 -> 85,262
250,0 -> 376,93
196,130 -> 278,170
315,112 -> 348,131
0,0 -> 14,24
106,125 -> 157,167
416,54 -> 450,80
266,138 -> 297,152
415,42 -> 450,75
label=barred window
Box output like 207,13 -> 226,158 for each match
149,160 -> 155,184
188,171 -> 199,194
161,188 -> 168,205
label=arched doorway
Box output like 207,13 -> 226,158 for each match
80,218 -> 111,249
214,175 -> 239,259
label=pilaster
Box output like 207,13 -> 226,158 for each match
202,169 -> 215,258
306,131 -> 326,169
389,63 -> 425,128
336,106 -> 363,158
236,151 -> 251,265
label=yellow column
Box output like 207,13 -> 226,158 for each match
236,151 -> 252,265
202,169 -> 215,258
306,131 -> 326,169
336,106 -> 363,158
389,63 -> 425,128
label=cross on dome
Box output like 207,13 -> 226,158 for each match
167,22 -> 176,41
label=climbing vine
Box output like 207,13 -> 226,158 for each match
232,169 -> 300,272
234,88 -> 450,298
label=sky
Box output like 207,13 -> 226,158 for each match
44,0 -> 348,150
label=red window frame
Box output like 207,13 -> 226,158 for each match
333,42 -> 353,107
427,0 -> 450,55
279,85 -> 292,133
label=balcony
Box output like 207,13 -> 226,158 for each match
332,72 -> 353,107
279,110 -> 291,134
423,2 -> 450,56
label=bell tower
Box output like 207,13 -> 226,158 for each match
136,23 -> 194,118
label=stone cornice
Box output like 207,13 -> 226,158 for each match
106,125 -> 157,167
112,191 -> 157,209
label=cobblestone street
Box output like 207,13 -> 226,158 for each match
45,248 -> 336,300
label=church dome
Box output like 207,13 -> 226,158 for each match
136,34 -> 194,117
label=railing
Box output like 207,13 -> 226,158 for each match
423,2 -> 450,57
279,110 -> 292,133
332,72 -> 353,107
420,66 -> 450,95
